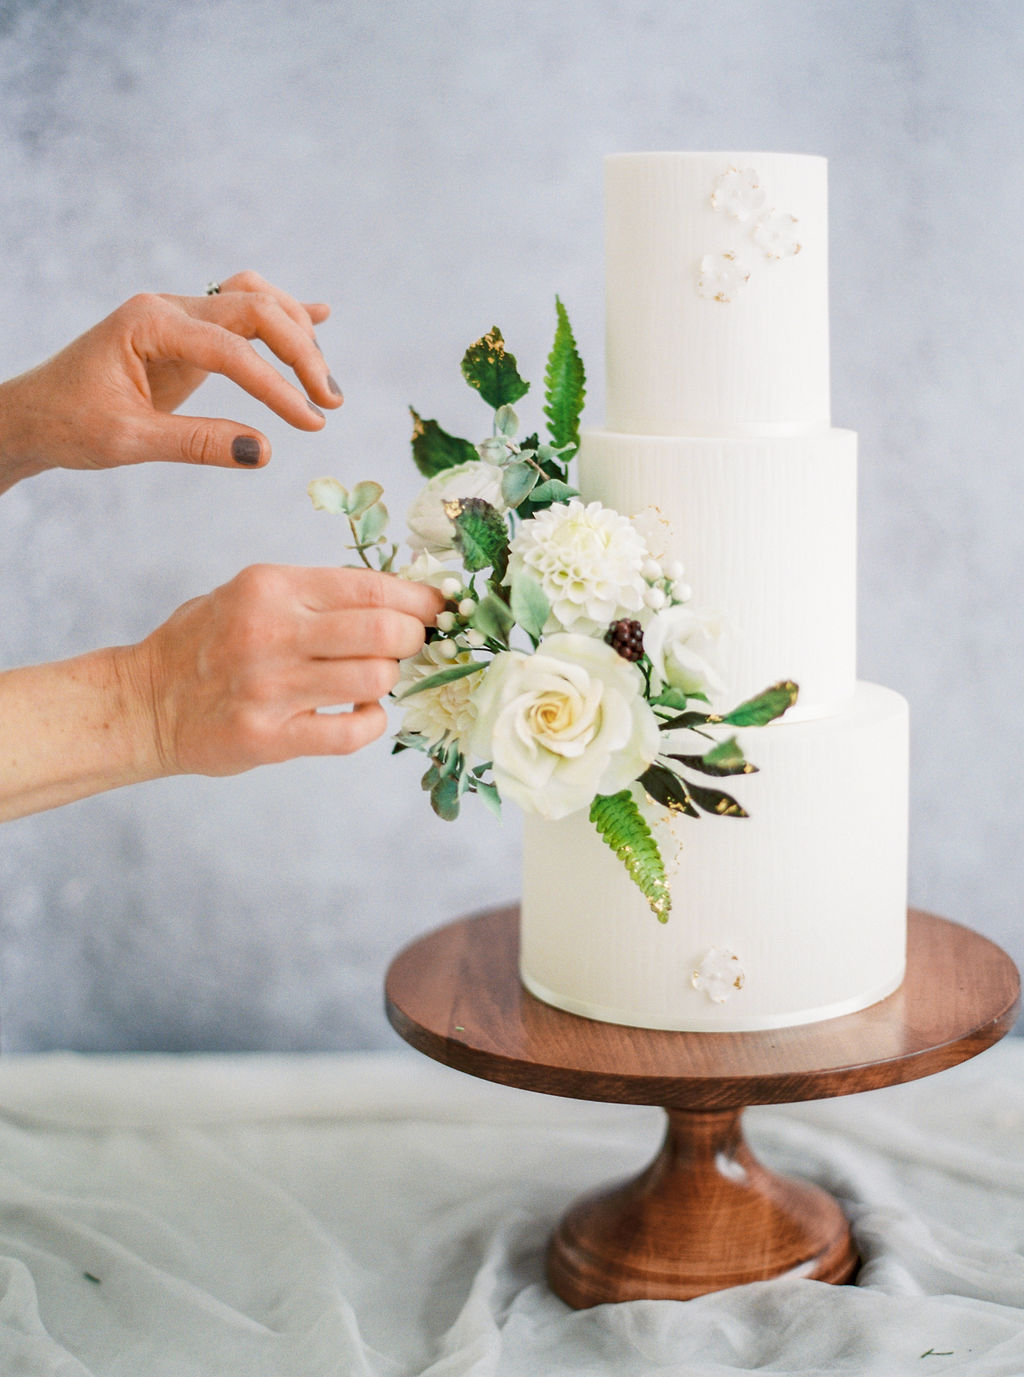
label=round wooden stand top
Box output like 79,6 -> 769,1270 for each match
385,907 -> 1020,1110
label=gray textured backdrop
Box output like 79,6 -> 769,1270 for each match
0,0 -> 1020,1051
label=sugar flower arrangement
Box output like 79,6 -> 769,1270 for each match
309,303 -> 797,919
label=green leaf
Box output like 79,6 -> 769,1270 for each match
500,460 -> 539,508
409,408 -> 478,478
686,782 -> 748,818
530,478 -> 580,505
589,790 -> 672,921
352,500 -> 389,545
639,764 -> 700,818
346,480 -> 384,518
397,659 -> 486,700
474,780 -> 502,818
722,681 -> 799,727
543,297 -> 586,455
494,404 -> 519,438
430,772 -> 462,821
509,569 -> 550,644
665,736 -> 757,778
461,327 -> 530,410
444,497 -> 510,576
469,591 -> 515,645
651,686 -> 695,712
657,708 -> 720,733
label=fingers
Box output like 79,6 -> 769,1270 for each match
215,269 -> 331,332
193,287 -> 343,412
285,701 -> 389,758
136,411 -> 271,469
296,566 -> 446,624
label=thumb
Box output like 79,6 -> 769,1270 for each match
138,413 -> 270,469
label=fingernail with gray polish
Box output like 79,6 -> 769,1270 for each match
308,401 -> 325,418
327,374 -> 343,399
232,436 -> 261,465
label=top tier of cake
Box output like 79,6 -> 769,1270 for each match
605,152 -> 830,435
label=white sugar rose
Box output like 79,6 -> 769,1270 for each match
407,460 -> 506,556
507,500 -> 648,636
644,606 -> 726,697
395,642 -> 481,749
468,633 -> 660,820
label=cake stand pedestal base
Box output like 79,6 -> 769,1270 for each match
548,1105 -> 856,1306
385,907 -> 1019,1308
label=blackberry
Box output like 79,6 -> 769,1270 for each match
605,618 -> 644,661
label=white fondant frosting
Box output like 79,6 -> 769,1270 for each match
520,685 -> 909,1032
579,427 -> 857,718
519,151 -> 910,1032
604,152 -> 829,435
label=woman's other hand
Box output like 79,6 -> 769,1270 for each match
0,271 -> 343,489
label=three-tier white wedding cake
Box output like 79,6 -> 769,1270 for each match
520,152 -> 909,1031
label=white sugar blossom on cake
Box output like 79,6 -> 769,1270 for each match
468,633 -> 660,820
644,606 -> 726,697
395,642 -> 480,749
692,947 -> 746,1004
753,210 -> 802,260
710,166 -> 768,222
699,164 -> 804,301
697,251 -> 751,303
407,460 -> 507,556
507,500 -> 649,635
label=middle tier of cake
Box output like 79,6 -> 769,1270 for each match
579,426 -> 857,719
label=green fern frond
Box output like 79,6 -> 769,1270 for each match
543,297 -> 586,455
589,790 -> 672,922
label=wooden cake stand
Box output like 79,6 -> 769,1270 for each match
385,906 -> 1019,1308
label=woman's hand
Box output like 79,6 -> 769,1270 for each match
0,270 -> 342,491
0,566 -> 444,821
128,565 -> 444,776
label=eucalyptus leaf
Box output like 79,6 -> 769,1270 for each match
430,772 -> 462,821
722,681 -> 799,727
494,404 -> 519,438
347,480 -> 384,518
461,328 -> 530,409
657,708 -> 719,733
530,478 -> 580,504
397,660 -> 486,700
509,569 -> 550,644
474,780 -> 502,818
409,408 -> 478,478
353,500 -> 389,545
501,461 -> 539,508
469,591 -> 515,645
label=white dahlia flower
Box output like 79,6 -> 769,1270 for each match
507,500 -> 649,636
467,633 -> 660,820
394,642 -> 481,749
406,460 -> 506,556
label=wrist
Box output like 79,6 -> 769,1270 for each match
0,373 -> 53,495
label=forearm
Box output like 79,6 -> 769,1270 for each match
0,645 -> 164,821
0,373 -> 52,496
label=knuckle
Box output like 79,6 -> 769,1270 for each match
226,269 -> 267,292
179,421 -> 220,467
367,658 -> 401,698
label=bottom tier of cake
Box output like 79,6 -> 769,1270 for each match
520,682 -> 909,1032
